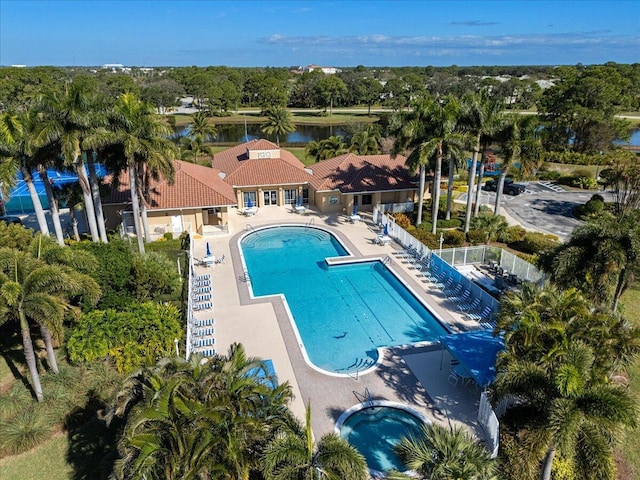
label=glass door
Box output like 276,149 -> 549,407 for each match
263,190 -> 278,206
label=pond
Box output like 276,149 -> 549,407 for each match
174,123 -> 349,144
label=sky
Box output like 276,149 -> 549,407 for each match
1,0 -> 638,67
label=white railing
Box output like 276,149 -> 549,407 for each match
185,236 -> 195,360
377,201 -> 414,214
478,391 -> 499,458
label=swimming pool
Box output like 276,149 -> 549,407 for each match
240,226 -> 448,374
338,404 -> 426,474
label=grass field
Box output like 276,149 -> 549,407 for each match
170,111 -> 380,127
0,434 -> 72,480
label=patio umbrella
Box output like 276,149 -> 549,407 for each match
352,203 -> 358,215
206,242 -> 211,256
384,223 -> 389,236
297,195 -> 303,206
247,197 -> 253,208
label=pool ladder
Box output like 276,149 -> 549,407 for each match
353,387 -> 373,407
382,256 -> 392,266
241,271 -> 251,283
305,218 -> 315,230
245,224 -> 255,232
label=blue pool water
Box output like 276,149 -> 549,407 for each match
241,226 -> 448,373
339,406 -> 425,473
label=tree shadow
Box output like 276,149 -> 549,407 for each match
65,391 -> 123,480
528,198 -> 580,218
0,325 -> 40,398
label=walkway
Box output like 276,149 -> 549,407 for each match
191,206 -> 485,440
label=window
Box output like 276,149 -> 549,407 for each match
302,188 -> 309,204
243,192 -> 257,208
362,194 -> 372,205
284,189 -> 297,205
257,151 -> 271,158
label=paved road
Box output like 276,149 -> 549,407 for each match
460,181 -> 612,242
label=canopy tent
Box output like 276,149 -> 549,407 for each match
440,330 -> 505,388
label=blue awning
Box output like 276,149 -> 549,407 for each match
440,331 -> 505,387
248,359 -> 278,389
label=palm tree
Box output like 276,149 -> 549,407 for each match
349,125 -> 381,155
0,110 -> 51,237
493,115 -> 541,215
493,115 -> 521,216
113,344 -> 293,480
182,111 -> 217,162
54,181 -> 84,241
417,95 -> 466,234
36,82 -> 105,242
306,136 -> 349,162
389,423 -> 496,480
460,91 -> 504,232
262,402 -> 368,480
392,97 -> 434,226
261,106 -> 295,146
547,211 -> 640,312
469,213 -> 508,244
108,92 -> 176,253
492,342 -> 637,480
0,246 -> 100,401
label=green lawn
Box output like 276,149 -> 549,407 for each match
0,434 -> 72,480
618,281 -> 640,479
169,110 -> 379,127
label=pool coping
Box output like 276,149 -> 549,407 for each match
234,223 -> 452,379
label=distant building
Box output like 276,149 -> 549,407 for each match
11,65 -> 27,68
301,64 -> 342,75
101,64 -> 130,73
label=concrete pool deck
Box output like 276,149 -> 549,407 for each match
191,205 -> 487,441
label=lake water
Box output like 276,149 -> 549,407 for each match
175,123 -> 349,144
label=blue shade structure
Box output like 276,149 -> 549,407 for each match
440,330 -> 505,387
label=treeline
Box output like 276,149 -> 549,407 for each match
1,62 -> 639,155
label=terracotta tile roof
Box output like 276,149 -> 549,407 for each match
211,139 -> 307,179
224,158 -> 311,187
211,139 -> 311,188
308,153 -> 416,193
104,160 -> 237,209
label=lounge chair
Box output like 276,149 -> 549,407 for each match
446,283 -> 464,299
450,289 -> 471,304
459,297 -> 480,313
214,254 -> 225,264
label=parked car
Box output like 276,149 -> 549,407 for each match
0,215 -> 22,225
483,178 -> 526,195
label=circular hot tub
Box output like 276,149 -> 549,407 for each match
336,402 -> 427,475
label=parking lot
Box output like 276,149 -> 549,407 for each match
461,181 -> 613,241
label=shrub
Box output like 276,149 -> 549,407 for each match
443,229 -> 465,247
437,218 -> 462,228
572,167 -> 594,179
498,225 -> 526,244
0,408 -> 53,455
467,229 -> 487,245
392,213 -> 412,229
163,232 -> 174,241
68,302 -> 183,373
411,229 -> 439,249
582,195 -> 605,217
131,251 -> 181,302
511,231 -> 559,254
73,240 -> 135,309
0,222 -> 34,250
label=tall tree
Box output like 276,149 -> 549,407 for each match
0,246 -> 100,401
349,125 -> 381,155
36,82 -> 105,242
315,76 -> 347,117
261,106 -> 295,146
546,211 -> 640,312
0,110 -> 51,238
108,93 -> 176,253
180,111 -> 217,163
417,94 -> 466,234
262,402 -> 368,480
494,283 -> 640,480
460,90 -> 504,230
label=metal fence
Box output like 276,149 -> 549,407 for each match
478,391 -> 500,458
377,201 -> 414,214
373,208 -> 501,318
439,245 -> 545,284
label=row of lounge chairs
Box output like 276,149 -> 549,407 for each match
190,273 -> 216,356
394,245 -> 496,328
